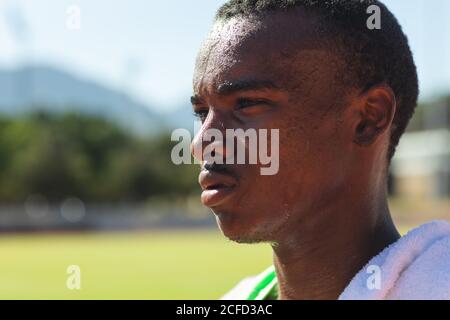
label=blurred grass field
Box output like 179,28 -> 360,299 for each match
0,209 -> 443,300
0,230 -> 272,300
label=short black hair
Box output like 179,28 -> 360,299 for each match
215,0 -> 419,161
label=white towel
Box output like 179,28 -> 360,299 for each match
222,220 -> 450,300
339,220 -> 450,300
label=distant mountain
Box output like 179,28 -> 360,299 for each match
0,65 -> 165,135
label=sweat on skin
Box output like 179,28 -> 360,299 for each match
189,4 -> 408,300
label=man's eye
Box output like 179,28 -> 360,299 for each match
193,109 -> 209,122
236,98 -> 266,109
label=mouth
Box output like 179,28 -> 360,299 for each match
199,170 -> 238,208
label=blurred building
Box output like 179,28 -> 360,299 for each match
391,97 -> 450,198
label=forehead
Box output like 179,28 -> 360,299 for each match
193,10 -> 336,96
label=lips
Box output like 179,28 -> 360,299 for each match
199,170 -> 238,208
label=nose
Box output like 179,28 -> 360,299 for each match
190,110 -> 230,165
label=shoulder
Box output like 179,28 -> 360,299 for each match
388,222 -> 450,299
220,266 -> 276,300
220,276 -> 259,300
341,220 -> 450,300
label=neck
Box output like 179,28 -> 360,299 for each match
272,185 -> 400,300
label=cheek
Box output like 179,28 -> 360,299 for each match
278,123 -> 313,176
275,118 -> 347,205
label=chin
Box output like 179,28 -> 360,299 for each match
214,210 -> 281,244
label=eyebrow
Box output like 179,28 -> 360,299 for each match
216,79 -> 279,95
190,95 -> 203,105
190,79 -> 281,105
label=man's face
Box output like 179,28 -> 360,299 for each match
191,12 -> 356,244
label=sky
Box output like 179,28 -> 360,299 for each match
0,0 -> 449,113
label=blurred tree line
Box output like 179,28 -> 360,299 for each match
0,112 -> 199,203
1,96 -> 448,204
408,96 -> 450,132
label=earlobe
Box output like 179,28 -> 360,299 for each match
353,85 -> 396,146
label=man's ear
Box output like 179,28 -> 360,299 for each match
353,85 -> 396,146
